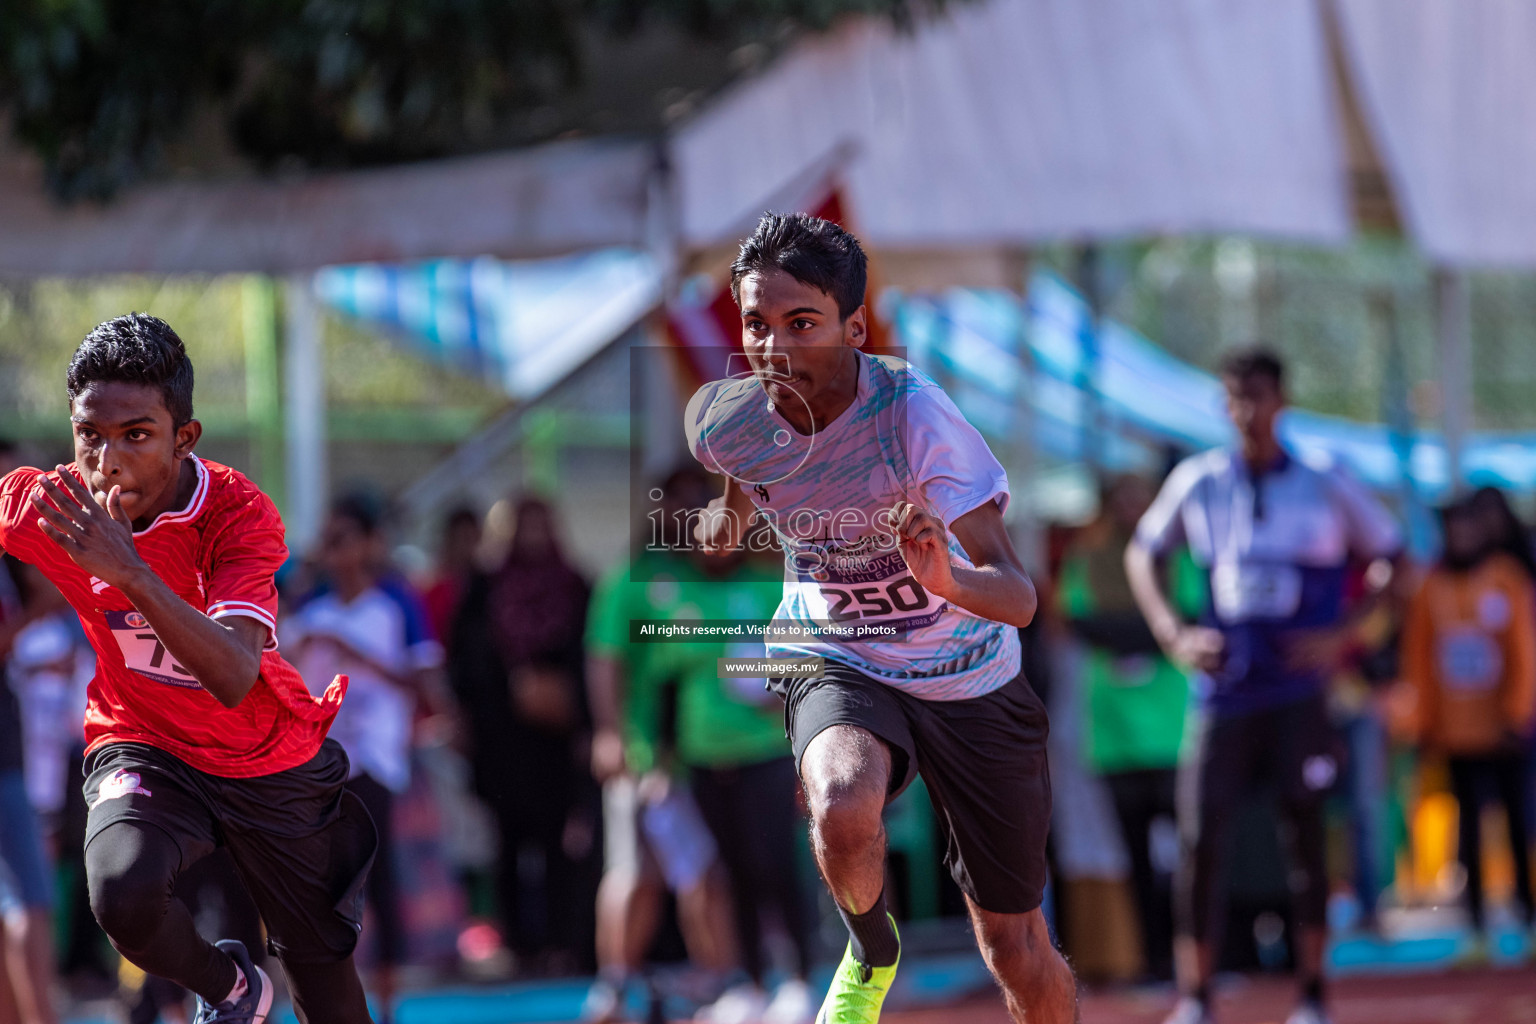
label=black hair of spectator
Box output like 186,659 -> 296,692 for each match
67,313 -> 195,426
331,491 -> 386,536
1218,347 -> 1285,391
443,505 -> 480,534
730,212 -> 868,320
662,464 -> 712,496
0,436 -> 15,457
1438,494 -> 1478,526
1470,485 -> 1536,581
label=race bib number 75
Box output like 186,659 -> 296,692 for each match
105,610 -> 202,689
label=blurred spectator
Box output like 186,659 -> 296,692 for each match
288,493 -> 449,1021
1058,475 -> 1201,982
424,506 -> 483,656
664,537 -> 815,1024
0,438 -> 61,1024
1126,349 -> 1403,1024
582,470 -> 739,1023
4,560 -> 91,1020
8,561 -> 90,821
1402,497 -> 1535,947
1328,563 -> 1401,934
1469,486 -> 1536,583
448,496 -> 597,974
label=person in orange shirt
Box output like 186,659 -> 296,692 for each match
1403,496 -> 1536,940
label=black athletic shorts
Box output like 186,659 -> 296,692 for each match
83,738 -> 377,964
770,661 -> 1052,915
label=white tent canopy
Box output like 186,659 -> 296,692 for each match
675,0 -> 1352,248
0,139 -> 656,276
0,0 -> 1533,274
1336,0 -> 1536,268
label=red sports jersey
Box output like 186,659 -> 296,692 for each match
0,456 -> 346,777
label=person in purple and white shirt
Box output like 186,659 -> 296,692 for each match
1126,349 -> 1404,1024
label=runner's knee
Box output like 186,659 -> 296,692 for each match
801,726 -> 890,835
86,822 -> 180,950
802,737 -> 888,849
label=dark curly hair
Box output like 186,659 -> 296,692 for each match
66,313 -> 194,426
730,212 -> 868,320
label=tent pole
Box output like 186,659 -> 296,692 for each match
283,274 -> 328,554
1434,268 -> 1471,498
1008,247 -> 1042,573
241,276 -> 284,512
1075,244 -> 1104,474
642,140 -> 686,480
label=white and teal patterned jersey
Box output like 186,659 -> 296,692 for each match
684,351 -> 1020,701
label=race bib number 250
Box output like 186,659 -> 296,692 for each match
105,610 -> 202,689
797,549 -> 947,634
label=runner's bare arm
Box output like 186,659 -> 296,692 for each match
897,500 -> 1037,628
694,476 -> 756,555
30,469 -> 266,708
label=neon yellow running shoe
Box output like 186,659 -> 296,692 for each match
816,916 -> 900,1024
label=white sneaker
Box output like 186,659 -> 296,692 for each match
695,982 -> 769,1023
1162,996 -> 1215,1024
1284,1002 -> 1331,1024
582,979 -> 626,1023
762,979 -> 815,1024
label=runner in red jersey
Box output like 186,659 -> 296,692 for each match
1,455 -> 342,775
0,314 -> 375,1024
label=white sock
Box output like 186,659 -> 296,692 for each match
223,965 -> 249,1005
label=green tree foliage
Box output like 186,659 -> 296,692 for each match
0,0 -> 946,200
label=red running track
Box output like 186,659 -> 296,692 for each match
878,968 -> 1536,1024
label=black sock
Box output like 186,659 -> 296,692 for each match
837,890 -> 899,968
1301,975 -> 1324,1006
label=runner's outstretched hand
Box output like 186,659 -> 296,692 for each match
31,467 -> 146,588
894,501 -> 954,599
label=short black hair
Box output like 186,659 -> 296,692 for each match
730,212 -> 868,320
1219,347 -> 1285,391
443,505 -> 480,534
67,313 -> 195,426
331,491 -> 386,536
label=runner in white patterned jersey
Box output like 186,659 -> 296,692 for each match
686,351 -> 1018,700
684,213 -> 1076,1024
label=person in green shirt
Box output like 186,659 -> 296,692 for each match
653,542 -> 815,1024
583,472 -> 738,1024
1058,474 -> 1203,982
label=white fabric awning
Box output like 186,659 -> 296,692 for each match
675,0 -> 1353,248
0,139 -> 656,276
1335,0 -> 1536,268
4,0 -> 1536,275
